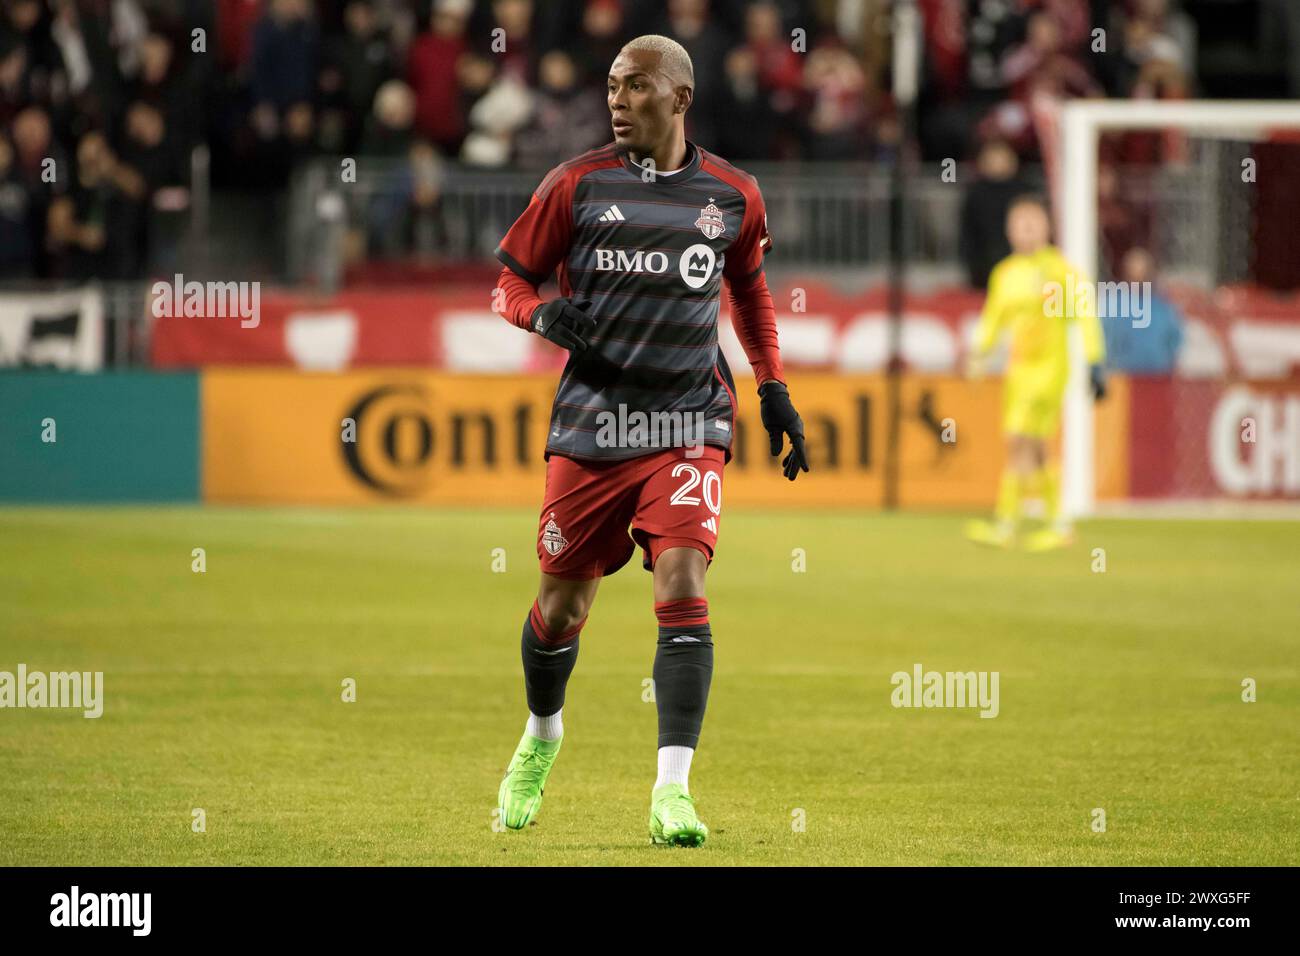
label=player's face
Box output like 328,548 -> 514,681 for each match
607,50 -> 682,156
1006,204 -> 1049,254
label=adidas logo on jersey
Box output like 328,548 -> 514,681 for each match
598,205 -> 626,222
700,516 -> 718,534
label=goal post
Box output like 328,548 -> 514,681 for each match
1054,99 -> 1300,518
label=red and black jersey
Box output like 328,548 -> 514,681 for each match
496,141 -> 782,463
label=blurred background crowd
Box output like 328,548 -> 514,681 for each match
1,0 -> 1297,288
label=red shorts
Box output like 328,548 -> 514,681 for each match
537,445 -> 726,580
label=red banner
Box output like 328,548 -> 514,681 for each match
1127,378 -> 1300,499
150,282 -> 1300,378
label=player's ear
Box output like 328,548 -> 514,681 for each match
675,86 -> 693,114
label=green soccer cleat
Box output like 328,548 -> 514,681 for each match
1022,526 -> 1075,552
497,732 -> 562,830
649,783 -> 708,847
964,518 -> 1014,549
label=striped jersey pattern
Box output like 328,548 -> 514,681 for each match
495,141 -> 773,463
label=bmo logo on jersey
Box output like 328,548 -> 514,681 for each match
594,248 -> 670,274
592,245 -> 717,289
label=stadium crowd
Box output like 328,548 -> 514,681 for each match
0,0 -> 1235,283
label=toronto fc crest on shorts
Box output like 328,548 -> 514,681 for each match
694,200 -> 725,240
541,513 -> 569,556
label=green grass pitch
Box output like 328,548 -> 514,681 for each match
1,506 -> 1296,866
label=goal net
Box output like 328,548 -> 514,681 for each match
1045,99 -> 1300,515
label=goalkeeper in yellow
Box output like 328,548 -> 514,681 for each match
965,195 -> 1107,551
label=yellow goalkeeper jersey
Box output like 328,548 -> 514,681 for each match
974,246 -> 1106,400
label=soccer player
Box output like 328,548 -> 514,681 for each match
492,35 -> 808,846
965,194 -> 1107,552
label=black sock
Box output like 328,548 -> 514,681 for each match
653,597 -> 714,748
521,600 -> 582,717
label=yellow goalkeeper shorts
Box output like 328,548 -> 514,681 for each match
1003,390 -> 1062,439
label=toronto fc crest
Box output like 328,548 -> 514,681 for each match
695,200 -> 725,240
541,513 -> 568,556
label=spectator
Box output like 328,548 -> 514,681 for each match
0,35 -> 30,130
2,0 -> 64,111
1001,13 -> 1098,100
48,0 -> 93,101
217,0 -> 263,76
115,103 -> 163,245
47,130 -> 143,281
10,106 -> 65,277
459,57 -> 531,168
1103,247 -> 1184,373
1096,161 -> 1152,276
0,134 -> 35,277
354,80 -> 454,260
654,0 -> 730,148
984,12 -> 1100,157
319,0 -> 395,153
742,1 -> 802,103
959,139 -> 1027,288
250,0 -> 319,138
1106,6 -> 1191,167
573,0 -> 625,90
116,100 -> 189,275
516,50 -> 607,170
1122,0 -> 1196,84
360,78 -> 416,157
964,0 -> 1030,103
477,0 -> 536,87
715,46 -> 777,160
740,1 -> 804,156
108,0 -> 149,78
53,0 -> 132,138
408,140 -> 449,258
129,32 -> 197,159
408,0 -> 470,156
802,45 -> 870,160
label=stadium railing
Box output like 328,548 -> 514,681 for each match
285,159 -> 989,287
283,156 -> 1233,290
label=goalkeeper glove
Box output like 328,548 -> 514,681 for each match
531,298 -> 595,352
1089,363 -> 1107,401
758,380 -> 810,481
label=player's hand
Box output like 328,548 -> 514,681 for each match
1089,363 -> 1108,401
531,298 -> 594,352
758,380 -> 810,481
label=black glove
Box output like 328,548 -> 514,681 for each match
531,298 -> 594,352
758,380 -> 810,481
1089,363 -> 1107,401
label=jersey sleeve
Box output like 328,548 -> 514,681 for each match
723,181 -> 773,282
496,265 -> 544,331
495,166 -> 575,285
725,269 -> 785,387
974,261 -> 1009,355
